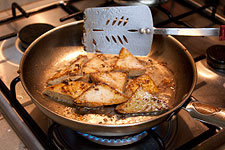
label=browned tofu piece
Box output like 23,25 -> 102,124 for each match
77,74 -> 91,83
125,74 -> 158,97
47,55 -> 88,85
103,56 -> 118,67
96,54 -> 118,67
43,81 -> 93,106
116,86 -> 169,114
90,72 -> 127,93
81,56 -> 113,74
74,84 -> 128,107
114,47 -> 146,77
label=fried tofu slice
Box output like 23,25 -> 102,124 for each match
114,47 -> 146,77
47,55 -> 88,85
90,72 -> 127,93
125,74 -> 158,97
103,56 -> 118,67
116,86 -> 169,114
74,84 -> 128,107
43,81 -> 93,106
81,56 -> 113,74
77,74 -> 91,83
96,54 -> 118,67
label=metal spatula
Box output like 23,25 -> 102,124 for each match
83,5 -> 224,56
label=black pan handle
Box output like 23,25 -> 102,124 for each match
10,76 -> 51,149
183,96 -> 225,127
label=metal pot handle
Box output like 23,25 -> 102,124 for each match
183,96 -> 225,127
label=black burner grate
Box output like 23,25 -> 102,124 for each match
48,123 -> 167,150
47,116 -> 178,150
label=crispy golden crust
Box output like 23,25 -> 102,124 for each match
44,48 -> 172,111
43,81 -> 93,105
125,74 -> 158,97
77,74 -> 91,82
116,86 -> 169,114
114,48 -> 146,77
81,56 -> 113,74
90,72 -> 127,93
95,54 -> 118,67
74,84 -> 128,107
47,55 -> 88,85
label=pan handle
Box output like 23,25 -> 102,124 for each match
183,97 -> 225,127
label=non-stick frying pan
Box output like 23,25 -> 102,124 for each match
18,20 -> 225,136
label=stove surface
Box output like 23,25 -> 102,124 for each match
0,0 -> 225,150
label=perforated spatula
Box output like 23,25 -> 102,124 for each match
83,5 -> 225,56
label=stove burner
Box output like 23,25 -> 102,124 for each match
78,131 -> 148,146
48,116 -> 177,149
18,23 -> 54,51
206,45 -> 225,71
0,37 -> 23,65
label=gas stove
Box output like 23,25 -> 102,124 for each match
0,0 -> 225,150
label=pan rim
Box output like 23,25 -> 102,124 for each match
19,20 -> 197,128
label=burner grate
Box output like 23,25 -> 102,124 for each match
47,117 -> 178,150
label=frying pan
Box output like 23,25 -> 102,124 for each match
18,20 -> 225,136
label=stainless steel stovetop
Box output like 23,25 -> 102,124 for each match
0,0 -> 225,149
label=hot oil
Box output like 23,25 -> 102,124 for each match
138,56 -> 176,106
60,54 -> 176,125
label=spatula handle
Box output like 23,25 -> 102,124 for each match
154,28 -> 219,36
152,25 -> 225,40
